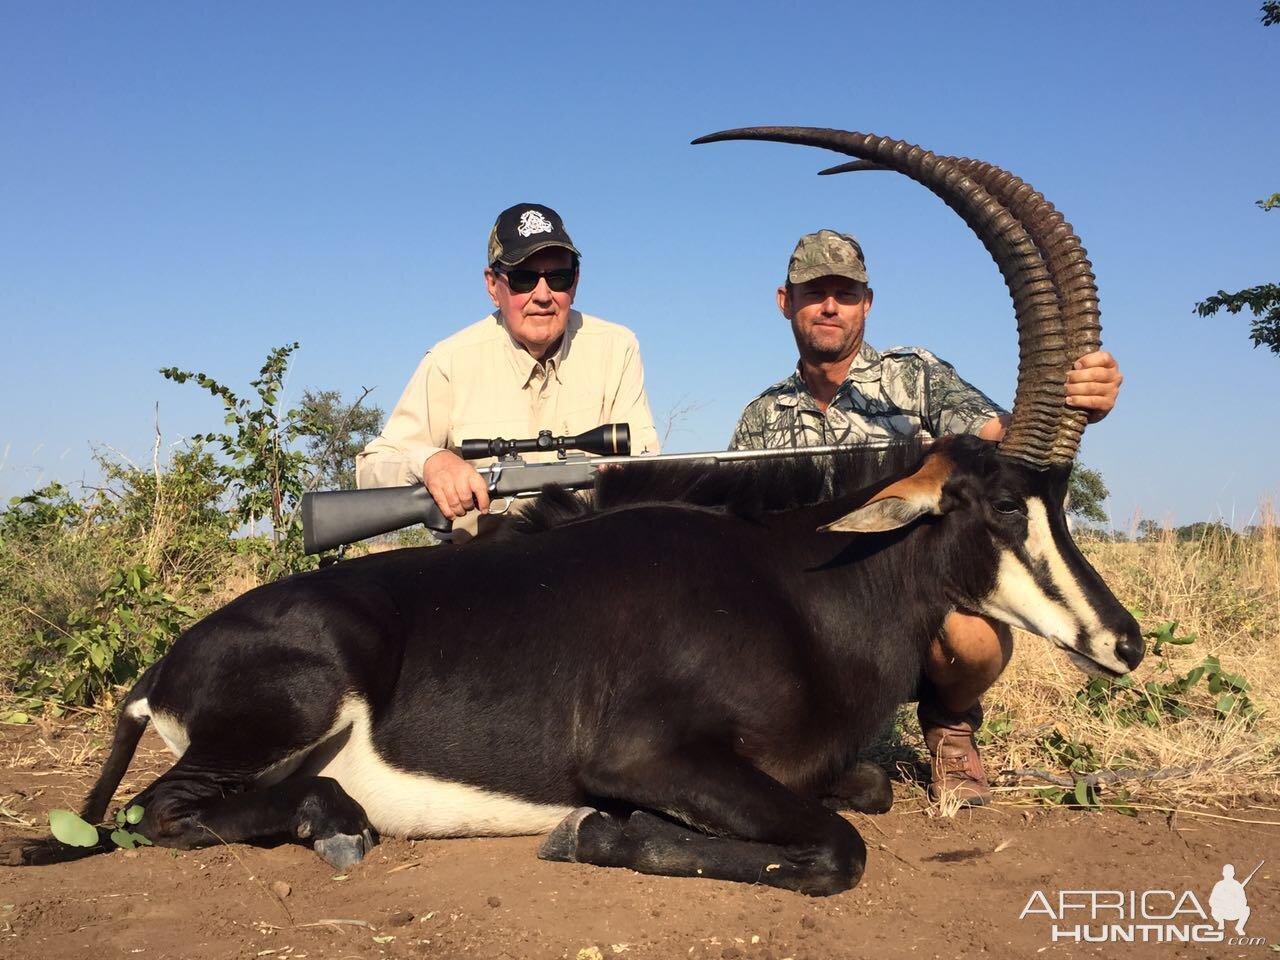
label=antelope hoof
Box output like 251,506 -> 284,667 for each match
313,828 -> 375,869
539,807 -> 608,863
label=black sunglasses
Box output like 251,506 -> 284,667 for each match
496,267 -> 577,294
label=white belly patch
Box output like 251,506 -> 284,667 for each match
302,698 -> 573,839
133,695 -> 571,839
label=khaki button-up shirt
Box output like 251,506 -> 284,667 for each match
356,310 -> 660,490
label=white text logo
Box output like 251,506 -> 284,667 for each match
1019,861 -> 1265,946
516,210 -> 554,237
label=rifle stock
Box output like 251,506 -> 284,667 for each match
300,459 -> 605,554
301,485 -> 448,555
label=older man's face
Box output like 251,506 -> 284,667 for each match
779,275 -> 874,366
485,248 -> 578,360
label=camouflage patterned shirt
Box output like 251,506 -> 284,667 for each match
728,342 -> 1007,450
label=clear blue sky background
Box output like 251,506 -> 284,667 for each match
2,2 -> 1276,530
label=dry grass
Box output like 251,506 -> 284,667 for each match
974,512 -> 1280,808
0,525 -> 109,668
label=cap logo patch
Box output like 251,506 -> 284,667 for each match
517,210 -> 554,238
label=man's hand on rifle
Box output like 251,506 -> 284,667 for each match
422,450 -> 491,520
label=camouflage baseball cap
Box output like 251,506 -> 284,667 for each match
786,229 -> 868,285
487,203 -> 581,268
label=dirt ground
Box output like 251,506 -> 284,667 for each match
1,723 -> 1277,960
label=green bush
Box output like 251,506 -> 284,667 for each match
1,344 -> 369,717
13,565 -> 195,711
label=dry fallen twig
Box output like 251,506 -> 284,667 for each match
385,859 -> 422,875
1003,763 -> 1213,788
298,918 -> 375,932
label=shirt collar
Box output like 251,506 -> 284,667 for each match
499,310 -> 580,387
844,341 -> 884,384
779,341 -> 883,406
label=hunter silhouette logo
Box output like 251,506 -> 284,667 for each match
517,210 -> 554,237
1209,860 -> 1263,936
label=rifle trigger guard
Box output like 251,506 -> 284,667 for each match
488,497 -> 514,517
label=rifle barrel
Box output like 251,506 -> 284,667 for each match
301,438 -> 924,554
1241,860 -> 1265,887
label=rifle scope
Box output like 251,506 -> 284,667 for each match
459,423 -> 630,460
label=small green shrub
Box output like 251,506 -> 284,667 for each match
13,565 -> 195,711
1029,729 -> 1137,814
48,805 -> 150,850
1075,621 -> 1261,727
1,345 -> 367,716
0,483 -> 84,540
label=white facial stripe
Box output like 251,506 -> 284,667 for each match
979,497 -> 1130,674
984,550 -> 1076,639
1025,498 -> 1102,635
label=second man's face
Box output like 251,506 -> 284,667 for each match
486,248 -> 579,361
779,275 -> 874,366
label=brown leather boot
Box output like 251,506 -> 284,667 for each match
917,700 -> 992,806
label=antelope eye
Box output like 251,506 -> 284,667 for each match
992,498 -> 1024,516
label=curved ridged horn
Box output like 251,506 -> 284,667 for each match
819,152 -> 1098,462
692,126 -> 1083,467
942,156 -> 1097,462
818,160 -> 888,174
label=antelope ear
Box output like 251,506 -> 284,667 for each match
820,491 -> 942,533
819,449 -> 953,534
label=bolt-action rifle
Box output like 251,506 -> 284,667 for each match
300,422 -> 908,555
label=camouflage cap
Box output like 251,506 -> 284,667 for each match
786,229 -> 868,285
487,203 -> 581,268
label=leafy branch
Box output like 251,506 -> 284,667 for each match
161,343 -> 311,551
1194,5 -> 1280,354
1195,284 -> 1280,356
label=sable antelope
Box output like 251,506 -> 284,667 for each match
12,128 -> 1142,896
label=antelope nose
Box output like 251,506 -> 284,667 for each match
1116,627 -> 1144,671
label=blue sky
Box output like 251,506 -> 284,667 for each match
2,2 -> 1277,530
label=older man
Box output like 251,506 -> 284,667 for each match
357,203 -> 660,538
730,229 -> 1122,804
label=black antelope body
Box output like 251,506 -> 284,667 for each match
11,128 -> 1143,895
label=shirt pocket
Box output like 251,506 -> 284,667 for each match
551,400 -> 615,436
